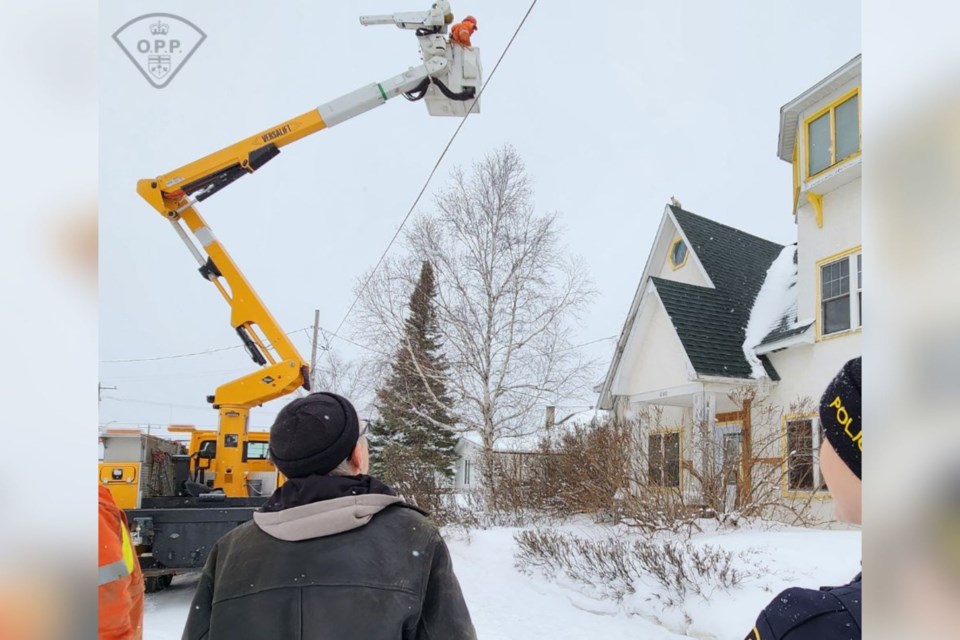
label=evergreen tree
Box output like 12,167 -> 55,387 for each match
369,262 -> 459,503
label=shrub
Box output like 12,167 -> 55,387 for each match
514,527 -> 756,603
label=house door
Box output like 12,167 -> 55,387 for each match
721,431 -> 741,512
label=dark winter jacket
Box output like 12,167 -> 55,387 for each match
746,573 -> 861,640
182,475 -> 476,640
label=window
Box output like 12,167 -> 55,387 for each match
806,91 -> 860,178
786,418 -> 825,491
835,95 -> 860,161
856,254 -> 862,327
197,440 -> 216,459
821,258 -> 850,334
819,251 -> 862,336
463,459 -> 471,485
670,239 -> 688,268
808,112 -> 832,175
648,432 -> 680,488
244,441 -> 269,461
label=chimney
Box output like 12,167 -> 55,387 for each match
545,405 -> 556,432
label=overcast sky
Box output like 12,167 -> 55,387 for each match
99,0 -> 860,436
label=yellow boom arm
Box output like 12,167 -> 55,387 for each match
135,3 -> 481,496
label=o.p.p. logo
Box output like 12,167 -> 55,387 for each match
113,13 -> 205,89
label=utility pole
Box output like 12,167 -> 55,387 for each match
98,382 -> 117,403
309,309 -> 321,389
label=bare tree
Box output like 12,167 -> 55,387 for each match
310,347 -> 379,417
355,145 -> 595,490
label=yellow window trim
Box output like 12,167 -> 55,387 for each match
780,412 -> 831,500
815,245 -> 862,342
714,419 -> 741,427
818,327 -> 862,343
669,237 -> 689,270
803,87 -> 861,182
792,137 -> 800,214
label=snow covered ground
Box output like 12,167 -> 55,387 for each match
144,521 -> 860,640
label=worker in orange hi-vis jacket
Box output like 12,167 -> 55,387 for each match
99,485 -> 144,640
450,15 -> 477,47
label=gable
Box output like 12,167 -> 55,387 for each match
611,284 -> 694,397
668,206 -> 784,307
655,232 -> 712,287
598,204 -> 785,408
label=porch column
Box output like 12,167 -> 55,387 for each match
739,397 -> 754,508
691,392 -> 717,499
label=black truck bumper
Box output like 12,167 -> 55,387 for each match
127,496 -> 268,573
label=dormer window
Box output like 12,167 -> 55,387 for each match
670,239 -> 688,269
806,90 -> 860,178
818,248 -> 862,337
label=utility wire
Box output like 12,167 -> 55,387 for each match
99,329 -> 611,374
100,327 -> 311,363
317,326 -> 391,357
557,335 -> 617,353
328,0 -> 540,350
101,395 -> 282,416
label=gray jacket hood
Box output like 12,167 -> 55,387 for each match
252,493 -> 404,541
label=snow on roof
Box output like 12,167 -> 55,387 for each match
462,431 -> 484,446
742,245 -> 798,378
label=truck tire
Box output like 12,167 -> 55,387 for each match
144,573 -> 174,593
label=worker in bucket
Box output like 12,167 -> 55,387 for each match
450,15 -> 477,47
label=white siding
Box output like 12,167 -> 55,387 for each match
613,295 -> 692,398
796,180 -> 862,326
655,236 -> 711,288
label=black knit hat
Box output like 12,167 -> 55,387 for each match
268,392 -> 360,478
819,357 -> 862,479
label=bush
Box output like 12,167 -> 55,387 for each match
514,527 -> 755,603
485,419 -> 637,520
435,487 -> 553,529
496,417 -> 701,534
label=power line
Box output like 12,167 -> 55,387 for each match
328,0 -> 540,350
317,326 -> 391,357
99,329 -> 613,378
100,327 -> 311,364
100,396 -> 222,412
558,335 -> 617,353
103,367 -> 253,382
99,421 -> 272,431
101,395 -> 282,416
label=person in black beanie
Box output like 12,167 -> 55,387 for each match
744,357 -> 862,640
183,392 -> 477,640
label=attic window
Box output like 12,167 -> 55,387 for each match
806,89 -> 860,178
670,239 -> 688,268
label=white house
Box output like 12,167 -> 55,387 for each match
453,409 -> 608,491
596,55 -> 861,521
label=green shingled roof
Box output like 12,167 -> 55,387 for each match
657,206 -> 784,380
758,318 -> 812,348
